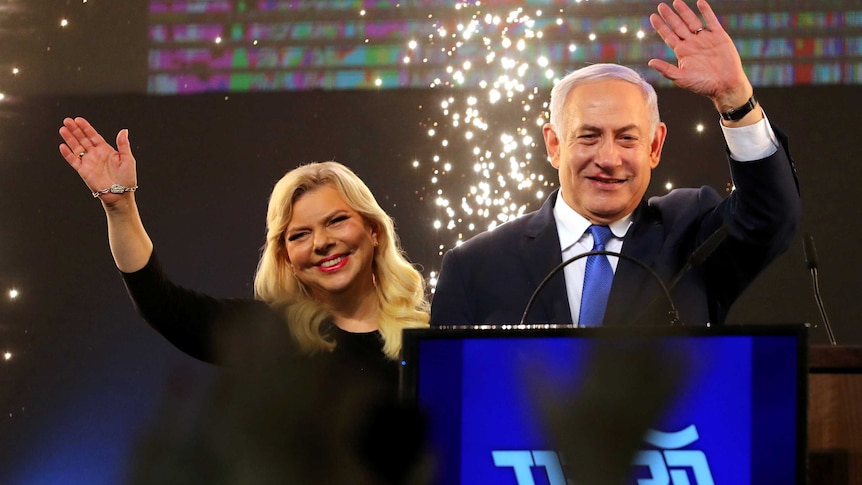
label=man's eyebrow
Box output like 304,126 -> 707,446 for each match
574,123 -> 641,133
615,124 -> 641,133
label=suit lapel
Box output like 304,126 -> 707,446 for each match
521,191 -> 573,324
606,202 -> 667,326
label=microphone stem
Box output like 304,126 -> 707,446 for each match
809,267 -> 837,346
519,250 -> 681,326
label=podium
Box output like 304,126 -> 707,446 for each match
809,345 -> 862,485
401,325 -> 807,484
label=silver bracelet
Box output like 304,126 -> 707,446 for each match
92,184 -> 138,198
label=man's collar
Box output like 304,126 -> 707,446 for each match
553,194 -> 633,251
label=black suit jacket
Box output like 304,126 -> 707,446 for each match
429,129 -> 800,327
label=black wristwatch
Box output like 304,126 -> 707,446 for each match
720,94 -> 757,122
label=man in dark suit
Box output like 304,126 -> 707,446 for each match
429,0 -> 801,327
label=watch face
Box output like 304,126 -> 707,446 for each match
109,184 -> 125,194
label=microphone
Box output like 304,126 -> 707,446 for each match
519,250 -> 681,326
627,225 -> 729,327
802,232 -> 837,345
666,225 -> 729,290
519,225 -> 731,327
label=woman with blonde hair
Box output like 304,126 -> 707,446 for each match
255,161 -> 429,361
57,116 -> 429,391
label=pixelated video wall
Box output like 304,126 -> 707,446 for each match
148,0 -> 862,93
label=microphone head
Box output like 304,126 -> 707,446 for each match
802,232 -> 819,270
688,225 -> 730,267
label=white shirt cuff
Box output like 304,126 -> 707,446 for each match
720,109 -> 780,162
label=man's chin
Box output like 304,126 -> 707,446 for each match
585,205 -> 629,224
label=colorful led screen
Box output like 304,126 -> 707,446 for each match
148,0 -> 862,93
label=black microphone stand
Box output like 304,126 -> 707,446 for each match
519,250 -> 681,327
803,232 -> 837,346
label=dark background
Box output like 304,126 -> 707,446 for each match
0,1 -> 860,483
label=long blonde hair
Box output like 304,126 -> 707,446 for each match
254,161 -> 429,359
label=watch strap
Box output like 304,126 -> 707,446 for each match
720,94 -> 757,122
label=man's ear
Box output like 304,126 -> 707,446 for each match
543,123 -> 561,169
649,122 -> 668,169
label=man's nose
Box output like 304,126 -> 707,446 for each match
595,139 -> 622,167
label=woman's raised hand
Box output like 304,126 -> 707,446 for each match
59,117 -> 137,206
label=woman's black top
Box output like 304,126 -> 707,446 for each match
119,252 -> 399,394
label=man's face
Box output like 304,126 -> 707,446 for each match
543,80 -> 667,224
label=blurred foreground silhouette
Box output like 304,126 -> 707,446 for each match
125,315 -> 430,485
532,338 -> 688,485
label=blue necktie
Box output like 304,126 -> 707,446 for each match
579,225 -> 614,327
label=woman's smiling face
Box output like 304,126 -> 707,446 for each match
284,184 -> 377,304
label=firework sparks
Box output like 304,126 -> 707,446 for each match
407,1 -> 655,286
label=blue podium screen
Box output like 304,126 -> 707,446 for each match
401,325 -> 806,485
